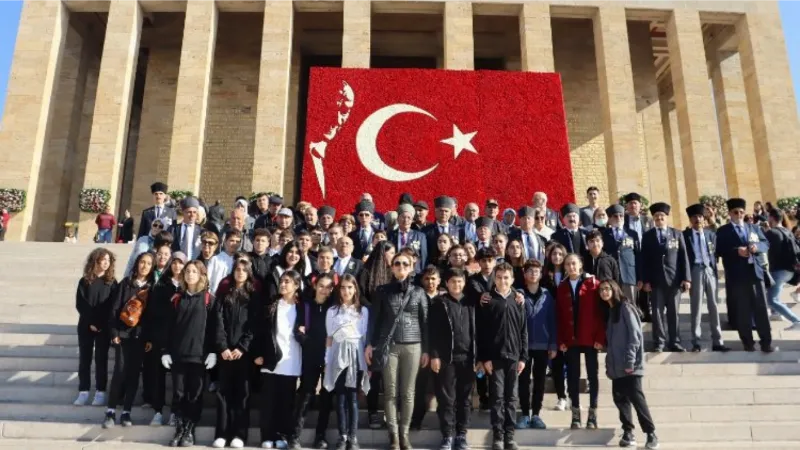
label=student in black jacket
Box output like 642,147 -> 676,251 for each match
161,260 -> 218,447
212,259 -> 259,449
253,270 -> 304,449
142,251 -> 187,427
429,268 -> 476,450
250,228 -> 273,284
290,274 -> 335,450
74,248 -> 118,407
411,266 -> 443,430
465,247 -> 497,411
103,252 -> 155,429
585,230 -> 620,284
476,262 -> 528,450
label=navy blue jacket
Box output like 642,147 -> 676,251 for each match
683,227 -> 718,274
602,226 -> 641,285
715,222 -> 769,281
550,227 -> 588,260
641,227 -> 690,288
522,286 -> 557,352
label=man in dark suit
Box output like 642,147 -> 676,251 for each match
623,192 -> 654,319
550,203 -> 588,261
137,182 -> 177,239
579,186 -> 601,228
254,195 -> 283,230
641,202 -> 690,352
684,204 -> 729,352
423,196 -> 459,263
169,196 -> 202,260
334,236 -> 364,278
532,191 -> 560,230
390,204 -> 428,272
602,204 -> 642,305
715,198 -> 774,352
412,201 -> 430,231
509,206 -> 546,263
349,200 -> 379,260
484,198 -> 506,234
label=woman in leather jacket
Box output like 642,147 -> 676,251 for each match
365,253 -> 429,450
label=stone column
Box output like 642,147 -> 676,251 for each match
659,91 -> 689,229
166,0 -> 218,197
0,2 -> 68,241
443,2 -> 474,70
593,6 -> 642,202
79,0 -> 143,240
665,9 -> 726,203
519,3 -> 554,72
628,22 -> 671,206
252,1 -> 294,195
342,0 -> 370,68
737,5 -> 800,201
709,51 -> 760,201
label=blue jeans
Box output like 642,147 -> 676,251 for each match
97,228 -> 112,243
768,270 -> 799,323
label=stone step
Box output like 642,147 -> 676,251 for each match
3,419 -> 800,446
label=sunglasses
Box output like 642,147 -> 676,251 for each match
202,241 -> 217,246
152,223 -> 163,229
393,261 -> 411,267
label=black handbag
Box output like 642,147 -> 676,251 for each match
370,291 -> 412,372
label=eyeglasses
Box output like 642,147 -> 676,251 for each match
152,223 -> 163,229
202,241 -> 217,246
599,286 -> 612,292
393,261 -> 411,267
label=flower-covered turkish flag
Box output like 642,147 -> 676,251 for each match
300,68 -> 574,214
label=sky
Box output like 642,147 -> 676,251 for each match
1,1 -> 800,120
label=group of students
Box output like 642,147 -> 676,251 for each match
73,195 -> 663,450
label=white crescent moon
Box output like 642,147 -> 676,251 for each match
355,103 -> 438,182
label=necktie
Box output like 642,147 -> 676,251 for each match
698,232 -> 709,266
658,229 -> 665,245
360,228 -> 369,248
440,225 -> 446,235
527,233 -> 538,260
156,206 -> 161,218
615,227 -> 622,241
401,232 -> 407,248
183,225 -> 192,259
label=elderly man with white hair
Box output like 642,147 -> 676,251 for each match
170,196 -> 202,260
389,203 -> 428,271
532,191 -> 561,230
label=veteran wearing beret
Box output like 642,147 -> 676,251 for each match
137,182 -> 177,239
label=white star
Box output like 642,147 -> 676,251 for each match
441,124 -> 478,159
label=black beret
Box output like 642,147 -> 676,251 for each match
726,198 -> 747,211
475,247 -> 497,261
398,193 -> 414,205
624,192 -> 642,204
355,200 -> 375,214
649,202 -> 671,216
685,203 -> 705,218
268,195 -> 283,205
518,206 -> 536,217
434,196 -> 456,209
475,217 -> 494,229
606,204 -> 625,216
561,203 -> 579,216
151,182 -> 168,194
414,201 -> 429,211
318,205 -> 336,217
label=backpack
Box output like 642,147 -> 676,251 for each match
119,288 -> 149,328
171,291 -> 212,309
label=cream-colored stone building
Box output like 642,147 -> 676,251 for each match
0,0 -> 797,241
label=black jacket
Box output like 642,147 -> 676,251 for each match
766,227 -> 800,272
75,277 -> 117,330
585,251 -> 620,283
368,279 -> 429,352
142,277 -> 180,348
465,272 -> 494,305
213,285 -> 257,354
428,294 -> 476,364
252,299 -> 303,371
164,290 -> 217,364
641,227 -> 690,288
295,296 -> 332,365
551,227 -> 589,261
137,205 -> 177,239
249,252 -> 273,283
476,289 -> 527,363
683,227 -> 719,273
109,277 -> 152,340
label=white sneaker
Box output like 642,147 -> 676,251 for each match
168,413 -> 177,426
785,322 -> 800,331
73,391 -> 90,406
275,440 -> 288,449
262,441 -> 275,449
150,412 -> 163,427
212,438 -> 227,448
90,391 -> 106,406
554,398 -> 568,411
231,438 -> 245,448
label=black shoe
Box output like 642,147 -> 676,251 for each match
169,419 -> 184,447
668,343 -> 686,353
347,437 -> 359,450
313,435 -> 329,449
179,421 -> 195,447
653,345 -> 664,353
409,421 -> 422,431
120,412 -> 132,427
454,435 -> 469,450
368,412 -> 383,430
491,440 -> 503,450
712,344 -> 731,352
439,437 -> 454,450
400,434 -> 412,450
743,343 -> 756,352
503,440 -> 518,450
619,430 -> 636,447
761,345 -> 778,353
479,398 -> 490,412
570,407 -> 581,429
691,344 -> 702,352
586,408 -> 598,430
645,432 -> 660,449
102,411 -> 116,429
289,438 -> 302,450
335,436 -> 347,450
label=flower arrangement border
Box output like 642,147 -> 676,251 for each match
0,188 -> 27,212
79,188 -> 111,214
699,194 -> 729,222
168,190 -> 195,201
777,197 -> 800,218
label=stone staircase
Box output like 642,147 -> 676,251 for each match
1,242 -> 800,448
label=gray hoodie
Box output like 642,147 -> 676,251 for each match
605,302 -> 644,379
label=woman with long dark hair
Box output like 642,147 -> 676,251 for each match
74,248 -> 117,407
267,242 -> 307,301
104,252 -> 155,428
541,242 -> 568,411
212,259 -> 258,449
601,280 -> 658,449
505,238 -> 527,288
324,274 -> 370,450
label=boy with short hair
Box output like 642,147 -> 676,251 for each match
411,266 -> 443,430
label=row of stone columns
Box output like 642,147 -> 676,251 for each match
0,1 -> 798,240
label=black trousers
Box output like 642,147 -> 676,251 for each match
411,366 -> 434,425
566,346 -> 598,409
293,363 -> 332,439
488,359 -> 519,441
434,359 -> 473,438
367,371 -> 382,413
172,361 -> 206,423
142,349 -> 168,412
518,350 -> 548,417
612,376 -> 655,434
107,337 -> 144,411
731,272 -> 772,347
216,359 -> 251,440
638,291 -> 652,321
476,374 -> 489,406
335,369 -> 362,438
261,373 -> 298,442
77,325 -> 109,392
551,350 -> 567,400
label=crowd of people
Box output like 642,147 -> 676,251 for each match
73,181 -> 800,450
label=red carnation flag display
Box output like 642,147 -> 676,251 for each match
301,68 -> 574,213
